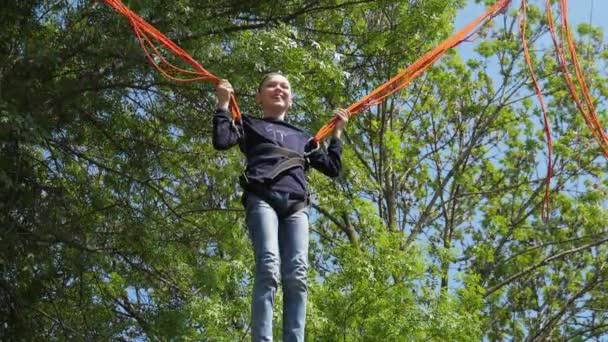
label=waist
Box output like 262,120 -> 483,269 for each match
240,178 -> 308,201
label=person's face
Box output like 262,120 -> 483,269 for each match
256,74 -> 292,117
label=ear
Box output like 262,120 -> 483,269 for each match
255,92 -> 262,106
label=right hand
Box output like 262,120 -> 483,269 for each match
215,79 -> 233,110
332,108 -> 350,139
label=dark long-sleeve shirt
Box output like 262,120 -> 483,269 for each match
212,109 -> 342,198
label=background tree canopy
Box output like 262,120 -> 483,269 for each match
2,0 -> 608,340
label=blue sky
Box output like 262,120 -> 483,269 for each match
455,0 -> 606,59
443,0 -> 608,293
456,0 -> 605,32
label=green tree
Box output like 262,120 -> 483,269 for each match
2,0 -> 608,341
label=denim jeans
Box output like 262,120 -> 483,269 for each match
245,192 -> 310,342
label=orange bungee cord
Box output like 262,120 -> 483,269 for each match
519,0 -> 553,221
312,0 -> 512,143
548,0 -> 608,159
101,0 -> 242,122
102,0 -> 608,223
101,0 -> 509,140
509,0 -> 608,221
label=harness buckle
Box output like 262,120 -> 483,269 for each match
241,171 -> 249,185
231,119 -> 243,139
304,138 -> 320,157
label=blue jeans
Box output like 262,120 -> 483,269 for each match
245,192 -> 310,342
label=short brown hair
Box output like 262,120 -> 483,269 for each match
257,72 -> 287,92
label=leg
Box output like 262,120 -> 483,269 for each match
246,193 -> 281,342
279,207 -> 310,342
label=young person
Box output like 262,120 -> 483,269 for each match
212,73 -> 348,341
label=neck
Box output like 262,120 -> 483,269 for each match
262,108 -> 287,121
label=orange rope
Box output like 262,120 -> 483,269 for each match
519,0 -> 553,222
102,0 -> 242,122
103,0 -> 608,205
313,0 -> 512,143
558,0 -> 608,157
132,25 -> 211,82
546,0 -> 608,159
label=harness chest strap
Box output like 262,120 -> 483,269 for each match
244,143 -> 309,184
240,142 -> 311,217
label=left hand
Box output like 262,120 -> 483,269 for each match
333,108 -> 350,138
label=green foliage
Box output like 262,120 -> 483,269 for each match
2,0 -> 608,341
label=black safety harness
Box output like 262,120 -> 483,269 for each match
236,122 -> 317,217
